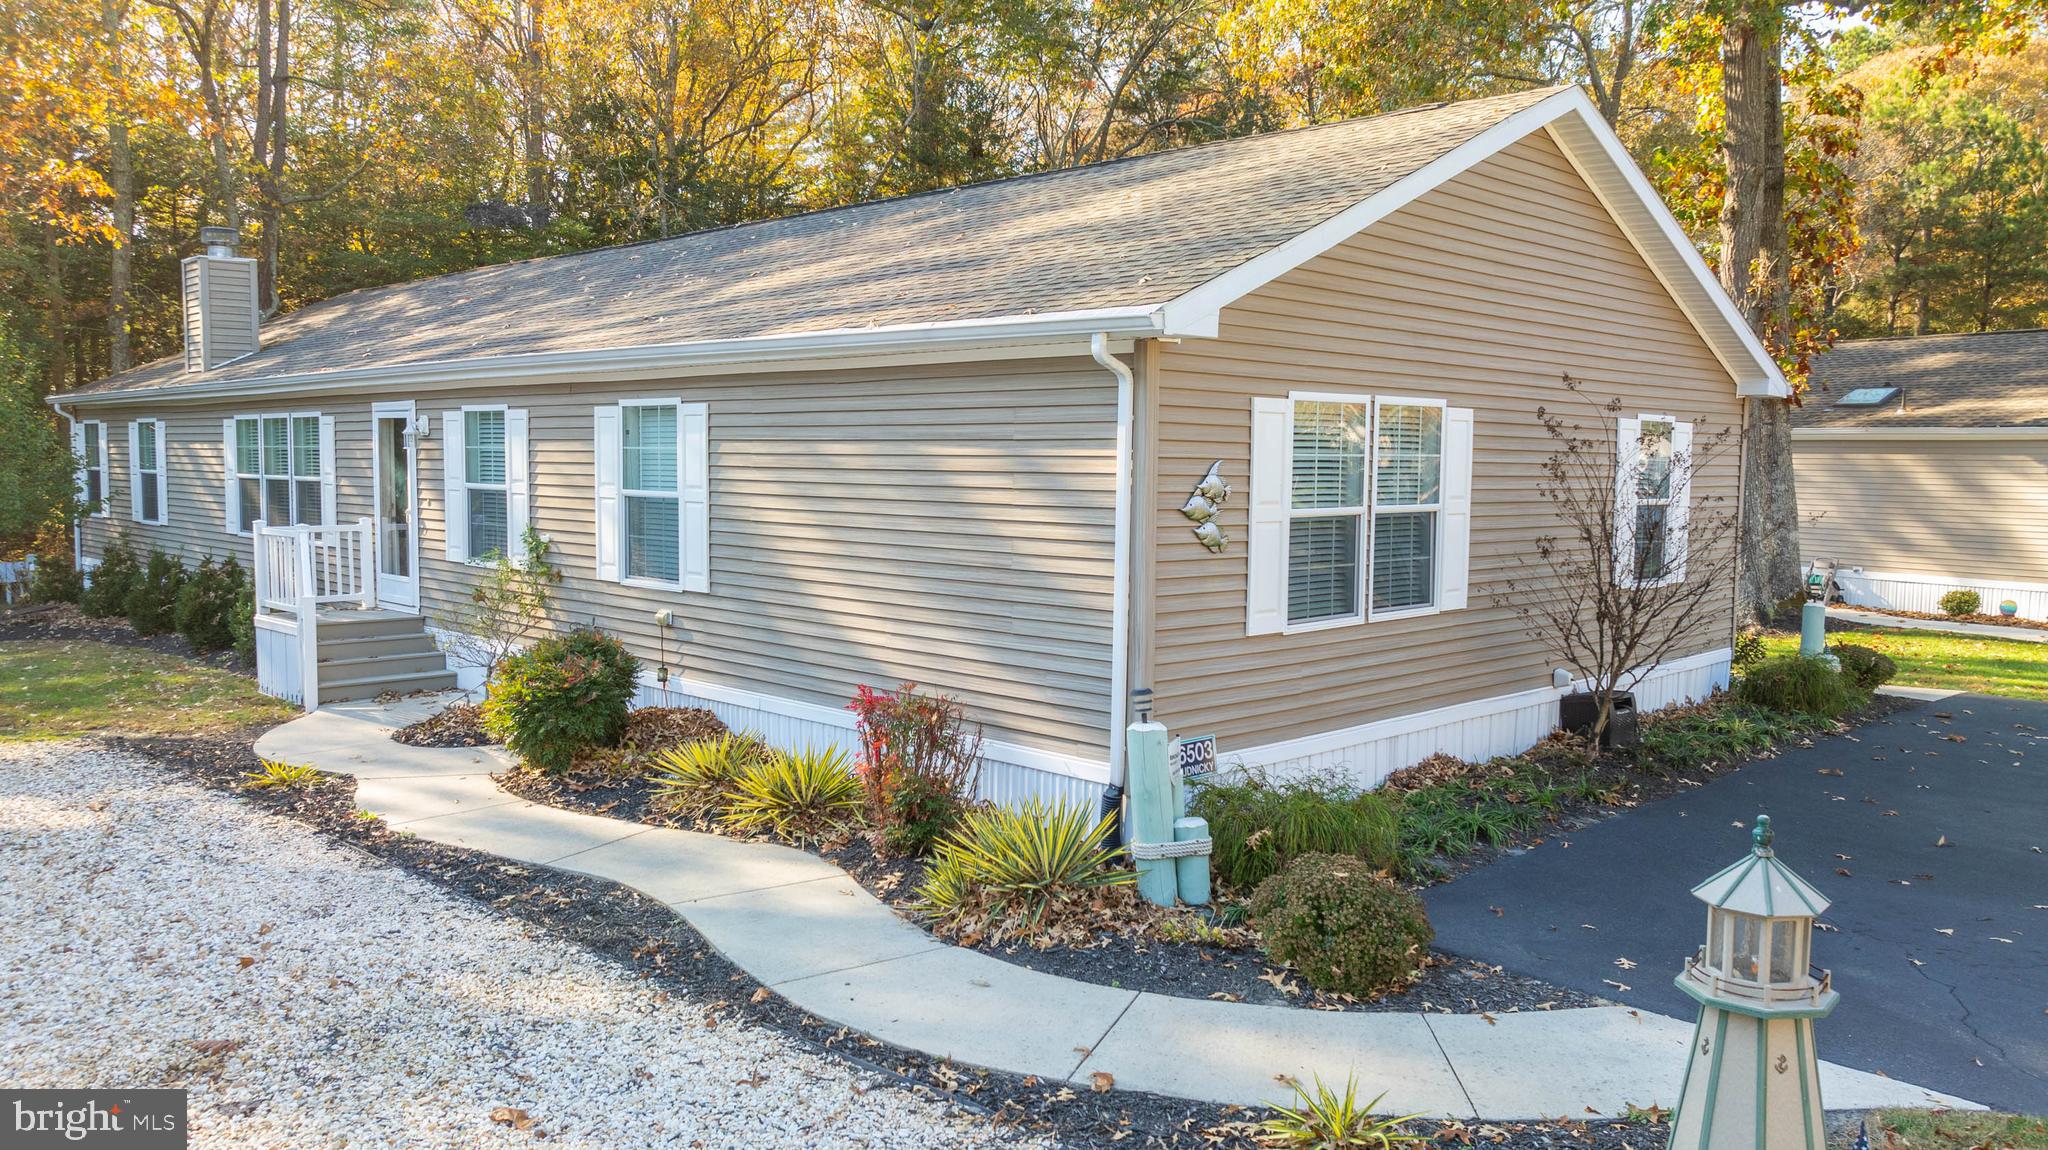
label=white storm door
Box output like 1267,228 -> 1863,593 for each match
372,401 -> 420,610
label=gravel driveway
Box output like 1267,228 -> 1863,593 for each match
0,741 -> 1033,1149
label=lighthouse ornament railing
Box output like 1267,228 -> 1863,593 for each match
1669,816 -> 1839,1150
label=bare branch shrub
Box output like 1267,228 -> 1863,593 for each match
1495,375 -> 1741,741
435,526 -> 562,682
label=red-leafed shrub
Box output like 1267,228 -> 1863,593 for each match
849,682 -> 983,856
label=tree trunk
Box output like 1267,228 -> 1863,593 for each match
1719,7 -> 1802,625
522,0 -> 549,226
103,0 -> 134,372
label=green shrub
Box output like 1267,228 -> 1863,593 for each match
1189,776 -> 1399,891
1938,589 -> 1981,617
1630,702 -> 1822,774
481,628 -> 640,773
26,546 -> 82,604
1831,644 -> 1898,691
919,799 -> 1132,939
719,745 -> 863,842
1732,626 -> 1768,671
230,580 -> 256,665
124,548 -> 186,635
173,556 -> 247,653
78,540 -> 138,617
648,733 -> 768,817
849,683 -> 982,857
1735,654 -> 1860,718
1250,852 -> 1432,998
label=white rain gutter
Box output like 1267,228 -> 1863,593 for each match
1091,332 -> 1135,787
46,306 -> 1179,409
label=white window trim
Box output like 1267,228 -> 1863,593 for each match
82,420 -> 109,519
618,396 -> 686,591
457,404 -> 511,566
229,411 -> 325,534
1365,395 -> 1447,624
1617,411 -> 1691,590
1279,391 -> 1449,634
131,418 -> 168,526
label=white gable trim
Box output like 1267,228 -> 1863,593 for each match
1158,86 -> 1788,400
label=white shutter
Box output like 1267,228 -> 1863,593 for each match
1613,415 -> 1641,586
1665,420 -> 1693,583
127,421 -> 143,522
153,420 -> 168,525
71,420 -> 87,509
507,408 -> 531,568
223,418 -> 238,532
680,402 -> 709,593
593,405 -> 622,582
1439,407 -> 1475,610
1245,396 -> 1289,636
443,412 -> 467,561
318,415 -> 336,526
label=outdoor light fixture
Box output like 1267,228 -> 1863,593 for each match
1669,815 -> 1838,1150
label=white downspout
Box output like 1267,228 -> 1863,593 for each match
1091,333 -> 1134,789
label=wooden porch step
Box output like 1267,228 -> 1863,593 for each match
317,651 -> 451,686
318,633 -> 441,661
319,668 -> 460,703
315,610 -> 429,641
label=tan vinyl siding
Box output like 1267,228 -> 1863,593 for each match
1147,129 -> 1743,752
71,358 -> 1116,760
1794,438 -> 2048,583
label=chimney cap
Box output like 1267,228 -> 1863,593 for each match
198,226 -> 239,255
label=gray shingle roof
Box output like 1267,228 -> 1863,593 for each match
1793,329 -> 2048,429
64,87 -> 1564,398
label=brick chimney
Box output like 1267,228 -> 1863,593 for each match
181,226 -> 260,372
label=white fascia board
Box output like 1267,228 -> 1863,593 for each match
1793,426 -> 2048,441
1160,85 -> 1790,401
50,306 -> 1166,408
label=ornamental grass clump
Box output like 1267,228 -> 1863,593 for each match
919,799 -> 1132,945
482,629 -> 639,773
1735,654 -> 1861,719
1249,853 -> 1432,999
648,733 -> 769,818
719,746 -> 863,843
1188,775 -> 1399,891
1261,1076 -> 1423,1150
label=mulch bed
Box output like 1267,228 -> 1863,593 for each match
0,602 -> 243,670
497,745 -> 1605,1017
108,722 -> 1675,1149
392,702 -> 492,747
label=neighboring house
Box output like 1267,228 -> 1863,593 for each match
1791,329 -> 2048,620
48,84 -> 1787,804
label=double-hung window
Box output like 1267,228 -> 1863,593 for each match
1248,392 -> 1472,636
1370,401 -> 1443,616
1615,413 -> 1692,588
593,399 -> 708,592
78,421 -> 107,517
465,409 -> 510,560
1633,419 -> 1674,583
132,419 -> 164,524
622,402 -> 681,583
228,412 -> 326,530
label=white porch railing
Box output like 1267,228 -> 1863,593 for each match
251,519 -> 376,712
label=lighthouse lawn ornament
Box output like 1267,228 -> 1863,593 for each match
1669,816 -> 1839,1150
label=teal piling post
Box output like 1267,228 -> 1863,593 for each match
1173,816 -> 1211,906
1800,601 -> 1826,657
1126,717 -> 1178,907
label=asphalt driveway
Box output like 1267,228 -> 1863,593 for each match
1426,692 -> 2048,1114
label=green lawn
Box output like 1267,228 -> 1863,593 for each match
1872,1108 -> 2048,1149
1763,628 -> 2048,700
0,640 -> 296,740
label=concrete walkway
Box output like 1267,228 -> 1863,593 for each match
1829,605 -> 2048,643
255,696 -> 1980,1120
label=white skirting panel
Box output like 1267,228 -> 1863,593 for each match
632,673 -> 1110,809
1819,564 -> 2048,622
1225,648 -> 1733,791
254,614 -> 304,705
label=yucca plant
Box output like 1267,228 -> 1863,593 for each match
718,746 -> 863,842
648,733 -> 767,817
242,759 -> 322,791
1259,1077 -> 1422,1150
918,799 -> 1131,934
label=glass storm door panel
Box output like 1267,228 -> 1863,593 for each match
374,410 -> 419,609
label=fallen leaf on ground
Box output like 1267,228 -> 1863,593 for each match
1936,928 -> 1955,936
1091,1071 -> 1114,1093
1604,979 -> 1632,992
736,1071 -> 768,1089
190,1039 -> 241,1056
1613,957 -> 1636,970
489,1108 -> 535,1131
